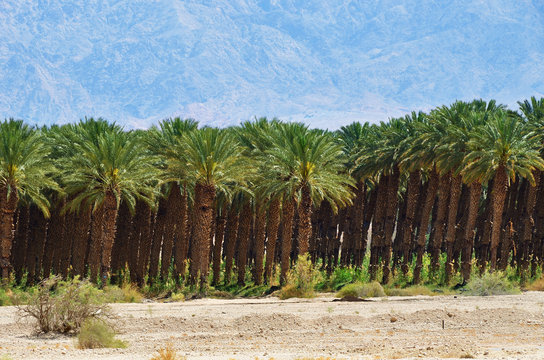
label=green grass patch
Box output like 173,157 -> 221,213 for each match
336,281 -> 385,298
464,271 -> 520,296
77,318 -> 127,349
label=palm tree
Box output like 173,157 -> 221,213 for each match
61,126 -> 158,282
462,110 -> 544,271
178,127 -> 248,291
0,119 -> 56,281
263,123 -> 353,283
147,118 -> 198,280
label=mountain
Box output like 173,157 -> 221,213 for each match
1,0 -> 544,129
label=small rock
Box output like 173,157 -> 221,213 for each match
390,317 -> 398,323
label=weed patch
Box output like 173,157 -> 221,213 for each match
77,318 -> 126,349
336,281 -> 385,298
464,272 -> 520,296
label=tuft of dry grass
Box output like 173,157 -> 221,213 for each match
526,277 -> 544,291
150,343 -> 185,360
77,318 -> 126,349
336,281 -> 385,299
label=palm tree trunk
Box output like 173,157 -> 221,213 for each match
490,165 -> 509,270
370,175 -> 388,280
149,195 -> 167,281
223,203 -> 240,285
280,197 -> 296,285
401,170 -> 421,275
383,168 -> 400,283
42,200 -> 62,276
71,208 -> 92,277
237,202 -> 252,285
444,174 -> 463,282
0,185 -> 17,281
353,183 -> 366,268
49,198 -> 67,276
212,206 -> 226,285
88,205 -> 105,282
253,201 -> 267,285
263,198 -> 280,284
26,205 -> 48,283
429,172 -> 451,273
174,185 -> 189,280
193,182 -> 215,292
413,169 -> 439,284
297,185 -> 313,256
136,201 -> 153,286
111,200 -> 132,275
99,191 -> 119,282
461,182 -> 482,281
161,183 -> 181,279
12,205 -> 28,282
519,171 -> 540,282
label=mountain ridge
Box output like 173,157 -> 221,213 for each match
1,1 -> 543,129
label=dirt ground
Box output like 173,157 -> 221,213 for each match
1,292 -> 544,360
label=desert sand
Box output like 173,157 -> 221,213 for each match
1,292 -> 544,359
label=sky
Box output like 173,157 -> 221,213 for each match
1,0 -> 544,129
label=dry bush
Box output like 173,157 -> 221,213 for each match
77,318 -> 126,349
336,281 -> 385,298
279,255 -> 321,300
465,272 -> 520,296
150,342 -> 185,360
17,276 -> 111,334
103,284 -> 143,303
527,277 -> 544,291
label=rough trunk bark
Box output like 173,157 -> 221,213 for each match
382,168 -> 400,283
99,191 -> 119,282
429,172 -> 451,273
401,171 -> 421,275
44,198 -> 64,275
236,202 -> 252,285
135,201 -> 152,285
88,205 -> 105,282
193,182 -> 215,292
296,185 -> 312,256
444,174 -> 463,282
370,175 -> 388,280
71,208 -> 92,278
0,185 -> 18,281
212,206 -> 226,285
160,183 -> 181,279
26,205 -> 48,283
149,195 -> 167,281
223,204 -> 240,285
264,198 -> 280,284
174,185 -> 189,280
12,205 -> 28,282
413,169 -> 439,284
253,201 -> 267,285
489,165 -> 509,270
280,197 -> 296,285
461,182 -> 482,281
519,171 -> 540,281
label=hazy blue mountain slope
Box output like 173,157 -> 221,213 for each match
1,0 -> 543,128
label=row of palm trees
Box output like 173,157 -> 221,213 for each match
2,97 -> 544,291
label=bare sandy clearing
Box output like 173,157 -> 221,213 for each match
1,292 -> 544,359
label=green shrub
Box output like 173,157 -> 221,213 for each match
16,276 -> 110,334
279,255 -> 322,300
465,271 -> 520,296
103,284 -> 143,303
77,318 -> 126,349
336,281 -> 385,298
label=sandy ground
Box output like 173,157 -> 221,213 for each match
1,292 -> 544,360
